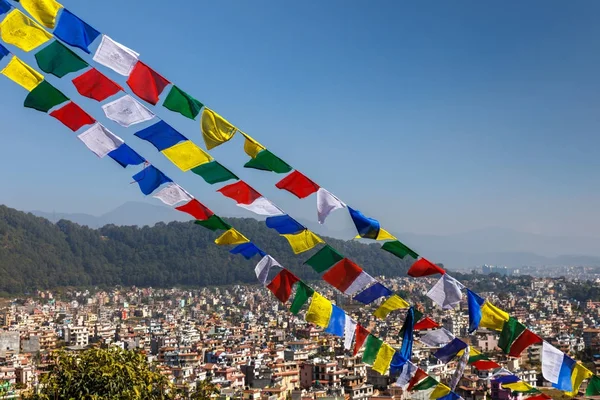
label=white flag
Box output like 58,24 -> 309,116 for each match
542,342 -> 564,383
316,188 -> 346,224
343,315 -> 357,350
152,183 -> 193,206
237,197 -> 284,216
255,255 -> 282,285
77,123 -> 124,158
93,35 -> 140,76
395,361 -> 418,387
420,328 -> 455,347
102,95 -> 155,127
344,272 -> 376,296
450,346 -> 469,390
426,274 -> 464,310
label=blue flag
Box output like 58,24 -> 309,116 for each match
348,207 -> 380,239
353,283 -> 393,305
399,307 -> 414,361
493,375 -> 519,384
0,0 -> 11,16
132,165 -> 172,195
434,338 -> 468,363
229,243 -> 265,260
135,121 -> 187,151
437,393 -> 460,400
325,305 -> 345,337
467,289 -> 485,333
54,9 -> 101,54
108,144 -> 145,168
0,43 -> 9,61
389,351 -> 407,373
553,355 -> 576,392
265,215 -> 305,235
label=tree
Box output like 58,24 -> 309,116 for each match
188,378 -> 220,400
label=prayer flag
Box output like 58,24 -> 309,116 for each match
107,144 -> 145,168
553,355 -> 576,392
237,197 -> 284,217
240,132 -> 265,158
450,346 -> 469,390
290,282 -> 313,315
508,329 -> 542,357
215,228 -> 250,246
502,382 -> 534,392
542,342 -> 566,384
316,188 -> 345,224
276,170 -> 320,199
437,394 -> 460,400
0,9 -> 52,52
381,240 -> 419,260
390,351 -> 408,374
372,343 -> 395,374
230,243 -> 265,260
362,335 -> 383,365
353,283 -> 393,305
399,307 -> 414,362
161,141 -> 213,171
353,325 -> 369,356
395,362 -> 418,387
282,230 -> 324,254
426,274 -> 464,310
0,0 -> 10,15
93,35 -> 139,76
348,207 -> 380,239
494,375 -> 519,384
434,338 -> 468,363
480,301 -> 509,331
467,289 -> 484,333
126,61 -> 170,105
420,328 -> 455,347
201,108 -> 236,149
20,0 -> 62,28
34,40 -> 87,78
343,316 -> 357,350
72,68 -> 122,101
24,80 -> 69,112
132,165 -> 172,195
152,183 -> 193,206
218,181 -> 261,204
162,85 -> 203,119
244,149 -> 292,174
414,317 -> 440,331
522,396 -> 550,400
0,43 -> 9,61
267,269 -> 299,303
50,101 -> 95,131
175,199 -> 213,221
304,245 -> 344,273
53,9 -> 100,53
77,123 -> 123,158
305,292 -> 332,328
498,317 -> 526,354
254,255 -> 282,285
265,215 -> 305,235
586,375 -> 600,396
412,377 -> 438,391
373,295 -> 409,319
472,360 -> 500,370
102,94 -> 155,127
408,258 -> 445,277
407,369 -> 429,391
135,120 -> 186,151
430,384 -> 451,399
322,258 -> 375,295
566,364 -> 593,397
325,305 -> 345,336
353,229 -> 396,241
191,161 -> 238,184
194,215 -> 231,231
1,56 -> 43,91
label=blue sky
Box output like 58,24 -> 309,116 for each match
0,0 -> 599,237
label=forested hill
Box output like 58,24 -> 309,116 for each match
0,205 -> 411,294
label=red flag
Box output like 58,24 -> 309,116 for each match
413,317 -> 440,331
508,329 -> 542,357
322,258 -> 363,293
175,199 -> 214,221
49,101 -> 95,131
267,270 -> 300,303
471,360 -> 500,370
353,324 -> 369,356
126,61 -> 170,105
275,170 -> 319,199
217,181 -> 262,205
524,395 -> 551,400
72,68 -> 122,102
406,368 -> 429,391
408,258 -> 445,277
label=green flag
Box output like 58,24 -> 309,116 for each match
498,317 -> 526,354
412,376 -> 438,391
191,161 -> 238,184
194,215 -> 231,231
244,149 -> 292,174
35,40 -> 88,78
361,335 -> 383,365
381,240 -> 419,259
289,282 -> 314,315
304,245 -> 344,273
24,80 -> 69,112
587,375 -> 600,396
468,353 -> 488,364
162,85 -> 203,119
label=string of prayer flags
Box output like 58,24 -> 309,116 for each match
266,269 -> 299,303
498,317 -> 526,354
467,289 -> 485,333
381,240 -> 418,260
175,199 -> 213,221
0,10 -> 53,52
231,243 -> 264,261
348,207 -> 380,239
126,61 -> 170,105
353,283 -> 393,305
20,0 -> 62,28
53,9 -> 100,53
240,132 -> 265,159
372,343 -> 395,374
399,307 -> 414,362
132,165 -> 172,195
0,0 -> 10,15
420,328 -> 455,347
322,258 -> 375,295
135,121 -> 187,151
49,101 -> 95,131
77,123 -> 124,158
434,338 -> 468,363
362,335 -> 383,365
586,375 -> 600,396
413,317 -> 440,331
430,383 -> 452,399
24,80 -> 69,112
194,215 -> 231,231
289,282 -> 314,315
343,316 -> 357,350
161,141 -> 213,171
265,215 -> 305,235
1,56 -> 44,91
215,228 -> 250,246
373,294 -> 410,319
508,329 -> 542,357
34,40 -> 88,78
316,188 -> 346,224
152,183 -> 193,206
426,274 -> 464,310
244,150 -> 292,174
107,144 -> 145,168
408,258 -> 446,277
395,362 -> 418,387
162,86 -> 203,120
254,255 -> 282,285
93,35 -> 139,76
305,292 -> 332,328
276,170 -> 320,199
0,43 -> 9,61
102,95 -> 155,127
479,301 -> 510,331
324,305 -> 345,337
191,161 -> 238,184
72,68 -> 123,101
304,245 -> 344,274
565,363 -> 593,397
200,108 -> 236,149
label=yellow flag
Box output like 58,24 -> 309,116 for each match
241,132 -> 265,158
200,108 -> 236,150
0,9 -> 53,52
214,228 -> 249,246
20,0 -> 63,29
480,301 -> 510,331
161,140 -> 213,171
372,343 -> 395,374
305,292 -> 332,328
282,230 -> 324,254
429,383 -> 451,399
356,228 -> 397,241
566,363 -> 593,397
502,382 -> 533,392
1,56 -> 44,91
373,295 -> 409,319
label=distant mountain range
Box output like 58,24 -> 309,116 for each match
29,202 -> 600,270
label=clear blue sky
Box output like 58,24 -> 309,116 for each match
1,0 -> 599,237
